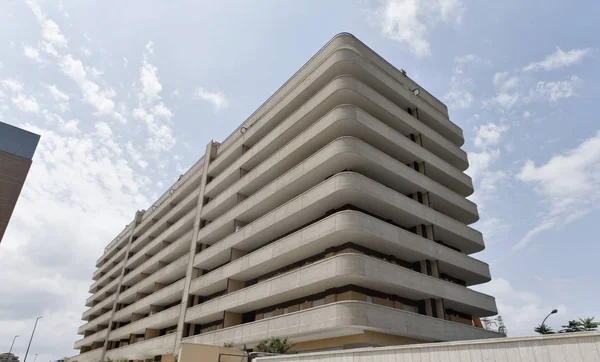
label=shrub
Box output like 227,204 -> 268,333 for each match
254,337 -> 295,354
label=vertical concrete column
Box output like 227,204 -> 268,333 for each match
226,279 -> 245,293
99,210 -> 144,362
223,311 -> 242,328
174,141 -> 219,352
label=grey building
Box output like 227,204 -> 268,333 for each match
0,121 -> 40,243
73,33 -> 500,362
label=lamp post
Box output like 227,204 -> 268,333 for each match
33,354 -> 38,362
23,316 -> 42,362
539,309 -> 558,334
8,335 -> 19,354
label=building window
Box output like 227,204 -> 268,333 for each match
312,298 -> 325,307
263,311 -> 273,318
283,308 -> 289,314
366,296 -> 373,304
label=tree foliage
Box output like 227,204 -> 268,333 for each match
254,337 -> 295,354
534,323 -> 554,335
579,317 -> 599,331
560,320 -> 583,333
536,316 -> 598,334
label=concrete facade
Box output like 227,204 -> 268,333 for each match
73,33 -> 501,362
255,332 -> 600,362
0,121 -> 40,243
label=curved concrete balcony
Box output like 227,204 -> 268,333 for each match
104,333 -> 177,361
190,210 -> 490,301
122,229 -> 192,288
195,171 -> 483,271
78,308 -> 112,335
202,135 -> 477,237
86,275 -> 120,307
73,327 -> 108,349
211,34 -> 462,183
94,245 -> 128,282
125,207 -> 195,272
113,279 -> 185,323
96,224 -> 133,269
205,79 -> 471,208
186,253 -> 496,326
136,169 -> 203,237
108,304 -> 181,341
83,292 -> 116,321
72,348 -> 102,362
130,188 -> 199,255
117,254 -> 188,305
182,301 -> 501,347
90,259 -> 124,293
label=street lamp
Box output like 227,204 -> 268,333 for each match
33,354 -> 38,362
8,335 -> 19,354
539,309 -> 558,334
23,316 -> 42,362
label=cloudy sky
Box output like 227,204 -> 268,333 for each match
1,0 -> 599,359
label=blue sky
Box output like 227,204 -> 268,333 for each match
1,0 -> 599,359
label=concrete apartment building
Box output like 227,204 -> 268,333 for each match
0,121 -> 40,244
73,33 -> 501,362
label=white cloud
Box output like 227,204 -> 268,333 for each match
523,111 -> 531,119
94,121 -> 113,138
475,278 -> 567,336
133,107 -> 176,153
528,75 -> 580,102
140,61 -> 162,104
475,216 -> 509,244
474,123 -> 509,148
42,19 -> 67,47
81,46 -> 91,57
0,122 -> 153,362
454,54 -> 486,64
0,79 -> 24,92
486,92 -> 520,110
153,102 -> 173,119
146,41 -> 154,55
493,72 -> 519,92
453,53 -> 489,74
515,130 -> 600,250
375,0 -> 464,57
23,45 -> 42,62
134,58 -> 176,153
445,88 -> 473,109
466,148 -> 500,182
42,110 -> 80,134
123,57 -> 129,68
45,84 -> 70,112
126,141 -> 148,169
11,94 -> 40,113
60,54 -> 117,115
45,84 -> 69,102
524,47 -> 592,72
61,119 -> 79,133
470,170 -> 507,211
194,87 -> 228,110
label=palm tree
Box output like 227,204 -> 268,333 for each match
534,323 -> 555,335
579,317 -> 599,331
560,320 -> 583,333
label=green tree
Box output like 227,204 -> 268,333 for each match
254,337 -> 295,354
534,323 -> 555,335
560,320 -> 583,333
579,317 -> 600,331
